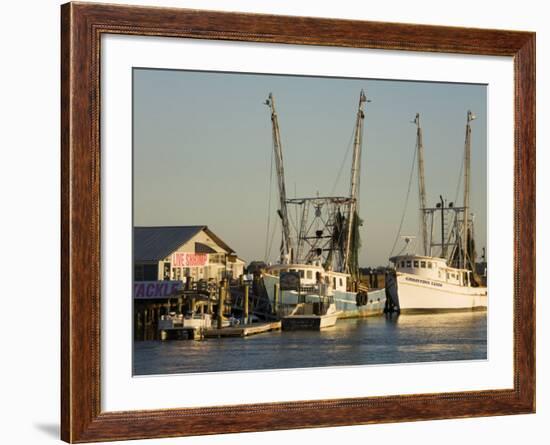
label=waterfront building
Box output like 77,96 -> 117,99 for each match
134,226 -> 244,283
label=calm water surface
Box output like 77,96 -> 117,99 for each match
133,312 -> 486,375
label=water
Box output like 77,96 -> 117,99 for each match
133,312 -> 486,375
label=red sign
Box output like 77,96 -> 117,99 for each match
133,281 -> 183,299
171,252 -> 207,267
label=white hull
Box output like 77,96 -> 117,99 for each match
281,303 -> 340,330
396,272 -> 487,312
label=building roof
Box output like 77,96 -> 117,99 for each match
134,226 -> 235,262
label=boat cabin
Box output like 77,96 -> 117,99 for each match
390,254 -> 473,287
265,263 -> 348,292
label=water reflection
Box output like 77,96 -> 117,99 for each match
133,312 -> 487,375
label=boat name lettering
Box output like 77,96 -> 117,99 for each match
405,277 -> 443,287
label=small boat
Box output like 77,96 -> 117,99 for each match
157,311 -> 212,340
387,112 -> 488,313
282,299 -> 340,331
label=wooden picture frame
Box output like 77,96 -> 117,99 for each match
61,2 -> 535,442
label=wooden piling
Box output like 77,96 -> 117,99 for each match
244,284 -> 249,325
273,283 -> 279,316
217,282 -> 225,329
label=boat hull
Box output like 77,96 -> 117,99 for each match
262,274 -> 386,318
395,273 -> 487,312
281,313 -> 339,330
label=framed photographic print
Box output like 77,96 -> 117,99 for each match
61,2 -> 535,442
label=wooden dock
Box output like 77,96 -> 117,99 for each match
204,321 -> 281,338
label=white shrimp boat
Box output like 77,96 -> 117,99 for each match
261,91 -> 386,327
388,255 -> 487,312
387,112 -> 487,313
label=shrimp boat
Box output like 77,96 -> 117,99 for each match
387,112 -> 487,313
261,91 -> 386,329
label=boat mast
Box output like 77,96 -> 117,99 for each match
439,195 -> 446,258
265,93 -> 292,263
414,113 -> 429,256
463,110 -> 475,269
344,90 -> 368,274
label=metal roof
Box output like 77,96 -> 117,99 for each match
134,226 -> 234,262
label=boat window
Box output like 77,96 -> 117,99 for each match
306,270 -> 313,279
333,277 -> 337,288
420,261 -> 426,268
406,260 -> 412,267
413,260 -> 419,268
299,270 -> 305,278
290,269 -> 296,273
428,262 -> 432,268
339,278 -> 343,287
280,269 -> 287,273
401,261 -> 405,268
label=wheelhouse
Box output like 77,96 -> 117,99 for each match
390,255 -> 473,287
265,263 -> 348,292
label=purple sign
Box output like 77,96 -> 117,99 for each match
133,281 -> 183,299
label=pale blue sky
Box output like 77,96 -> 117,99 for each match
133,68 -> 487,266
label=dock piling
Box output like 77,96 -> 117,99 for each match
244,284 -> 249,324
217,280 -> 225,329
274,283 -> 279,316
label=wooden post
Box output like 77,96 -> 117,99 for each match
244,284 -> 249,325
217,282 -> 225,329
273,283 -> 279,316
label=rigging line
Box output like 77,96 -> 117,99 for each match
294,183 -> 298,235
330,120 -> 357,195
287,203 -> 300,236
264,142 -> 275,262
389,142 -> 418,258
266,217 -> 279,263
443,155 -> 465,259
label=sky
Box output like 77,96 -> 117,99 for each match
133,68 -> 487,267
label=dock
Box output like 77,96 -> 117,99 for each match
204,321 -> 281,338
